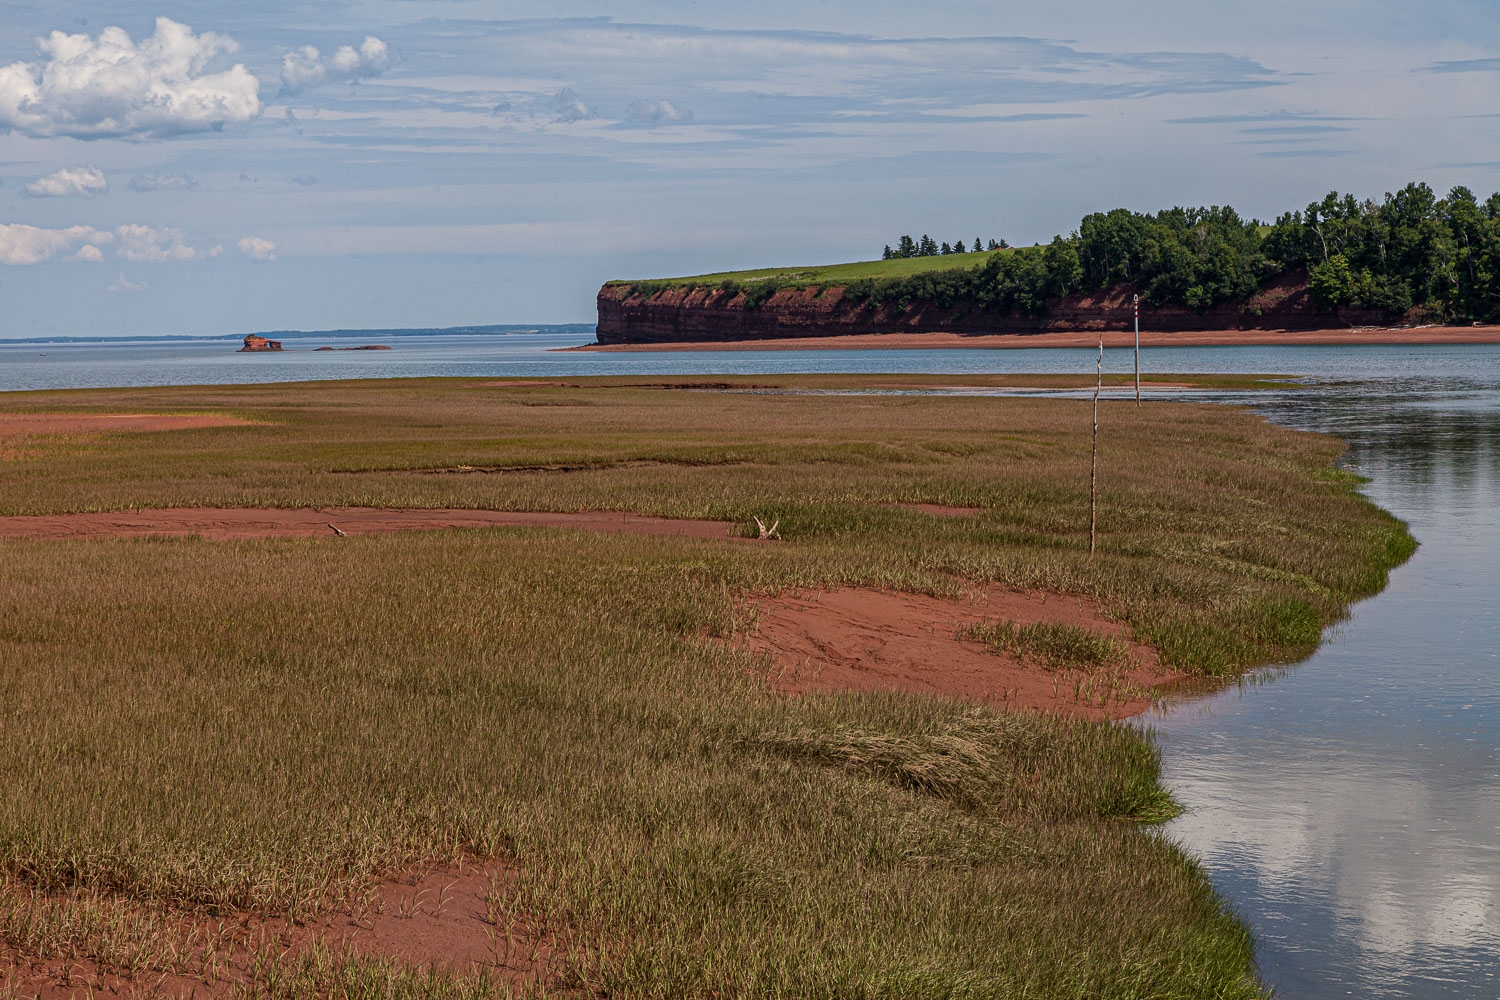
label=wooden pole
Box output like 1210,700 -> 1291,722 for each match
1133,293 -> 1141,407
1090,331 -> 1101,556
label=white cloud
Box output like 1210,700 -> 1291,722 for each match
0,17 -> 261,140
280,36 -> 392,95
24,166 -> 108,198
0,222 -> 231,265
106,273 -> 148,293
545,87 -> 592,122
127,171 -> 197,192
237,236 -> 277,261
487,87 -> 598,128
626,98 -> 695,124
115,224 -> 218,262
0,223 -> 113,265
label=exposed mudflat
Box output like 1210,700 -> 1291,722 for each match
740,586 -> 1184,721
0,861 -> 558,999
570,325 -> 1500,352
0,506 -> 740,541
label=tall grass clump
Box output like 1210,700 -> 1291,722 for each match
963,619 -> 1130,671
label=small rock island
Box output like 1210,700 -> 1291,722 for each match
237,336 -> 392,353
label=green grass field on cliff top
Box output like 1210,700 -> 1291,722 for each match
607,248 -> 1029,288
608,225 -> 1278,290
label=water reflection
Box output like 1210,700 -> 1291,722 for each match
1152,372 -> 1500,999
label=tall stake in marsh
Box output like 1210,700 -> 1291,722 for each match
1134,293 -> 1141,407
1090,331 -> 1101,556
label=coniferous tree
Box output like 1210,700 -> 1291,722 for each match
920,234 -> 938,256
953,237 -> 967,253
940,242 -> 952,255
897,234 -> 917,258
987,239 -> 1001,251
974,238 -> 983,252
882,245 -> 894,260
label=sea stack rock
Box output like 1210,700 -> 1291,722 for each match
239,335 -> 283,352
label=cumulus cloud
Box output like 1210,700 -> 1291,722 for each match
0,17 -> 261,140
127,171 -> 197,192
106,273 -> 148,293
115,224 -> 218,262
280,36 -> 392,94
626,99 -> 694,124
545,87 -> 592,122
0,223 -> 113,265
237,236 -> 276,261
0,221 -> 228,265
24,166 -> 108,198
489,87 -> 598,127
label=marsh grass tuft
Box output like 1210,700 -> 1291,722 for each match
963,619 -> 1131,672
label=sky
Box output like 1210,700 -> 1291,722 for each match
0,1 -> 1497,338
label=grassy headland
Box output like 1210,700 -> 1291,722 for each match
608,181 -> 1500,327
0,376 -> 1413,998
606,249 -> 1019,292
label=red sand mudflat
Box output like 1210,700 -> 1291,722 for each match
741,586 -> 1184,721
571,324 -> 1500,352
0,861 -> 558,999
0,506 -> 739,541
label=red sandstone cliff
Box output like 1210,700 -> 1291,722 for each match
239,335 -> 283,352
595,270 -> 1389,344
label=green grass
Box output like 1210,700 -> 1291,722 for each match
606,249 -> 1031,291
964,620 -> 1131,672
0,375 -> 1414,998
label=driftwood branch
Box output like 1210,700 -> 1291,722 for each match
752,516 -> 781,541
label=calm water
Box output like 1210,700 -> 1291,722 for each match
3,333 -> 1497,997
0,330 -> 1492,390
1150,372 -> 1500,999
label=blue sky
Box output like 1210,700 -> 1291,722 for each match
0,0 -> 1497,337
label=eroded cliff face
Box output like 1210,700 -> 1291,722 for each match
595,270 -> 1388,344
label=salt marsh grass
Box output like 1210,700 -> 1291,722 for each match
0,376 -> 1412,998
964,620 -> 1131,672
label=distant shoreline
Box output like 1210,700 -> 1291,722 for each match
565,325 -> 1500,352
0,324 -> 594,347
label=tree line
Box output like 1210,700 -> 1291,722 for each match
846,182 -> 1500,322
622,182 -> 1500,324
883,235 -> 1010,258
